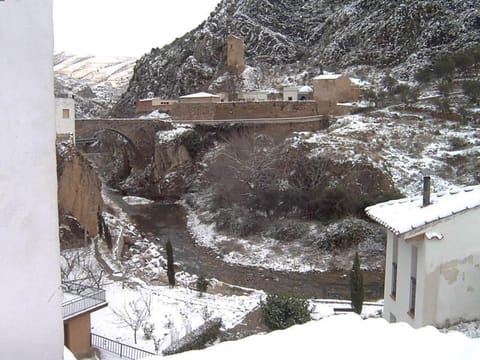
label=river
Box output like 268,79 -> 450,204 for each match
109,191 -> 384,300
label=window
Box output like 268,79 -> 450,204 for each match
391,236 -> 398,299
409,246 -> 418,317
62,109 -> 70,119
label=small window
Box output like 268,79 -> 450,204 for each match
288,97 -> 293,101
391,236 -> 398,299
62,109 -> 70,119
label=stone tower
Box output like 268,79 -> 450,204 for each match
226,34 -> 245,74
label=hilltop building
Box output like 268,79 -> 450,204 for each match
226,34 -> 245,74
312,74 -> 362,108
178,92 -> 221,103
55,94 -> 76,142
283,85 -> 314,101
366,180 -> 480,328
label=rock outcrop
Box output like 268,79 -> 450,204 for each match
57,143 -> 103,246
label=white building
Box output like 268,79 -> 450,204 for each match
239,90 -> 270,102
283,86 -> 313,101
55,95 -> 76,142
0,1 -> 64,358
366,181 -> 480,328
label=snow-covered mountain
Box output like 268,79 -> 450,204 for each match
54,53 -> 136,118
111,0 -> 480,116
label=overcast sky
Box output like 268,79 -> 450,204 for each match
54,0 -> 222,57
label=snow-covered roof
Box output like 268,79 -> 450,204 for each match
313,74 -> 343,80
144,314 -> 480,360
366,185 -> 480,236
298,85 -> 313,93
179,92 -> 220,99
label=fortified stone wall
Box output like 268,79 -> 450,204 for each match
171,103 -> 217,120
214,101 -> 319,119
171,101 -> 320,121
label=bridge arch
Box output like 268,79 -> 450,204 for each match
91,128 -> 144,164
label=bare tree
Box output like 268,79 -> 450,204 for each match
140,291 -> 153,316
206,131 -> 283,210
112,299 -> 150,344
61,249 -> 105,290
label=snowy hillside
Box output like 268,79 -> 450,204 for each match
54,53 -> 135,118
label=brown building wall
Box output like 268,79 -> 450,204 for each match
313,76 -> 358,104
178,96 -> 220,104
171,101 -> 319,121
136,99 -> 153,113
64,314 -> 91,358
214,101 -> 318,120
226,35 -> 245,74
171,102 -> 217,120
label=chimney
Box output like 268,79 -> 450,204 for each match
423,175 -> 431,207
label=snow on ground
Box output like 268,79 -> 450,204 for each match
139,110 -> 171,120
185,207 -> 340,272
91,281 -> 261,355
157,125 -> 193,144
122,196 -> 155,206
143,314 -> 480,360
185,204 -> 384,273
290,111 -> 480,196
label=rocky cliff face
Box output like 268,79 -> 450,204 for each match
57,143 -> 103,246
112,0 -> 480,116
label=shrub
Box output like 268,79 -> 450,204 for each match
449,136 -> 469,150
393,84 -> 418,104
143,322 -> 155,340
180,130 -> 203,158
438,80 -> 453,98
414,67 -> 433,84
432,56 -> 455,79
166,240 -> 175,287
196,276 -> 210,297
261,294 -> 311,330
350,253 -> 364,315
463,80 -> 480,103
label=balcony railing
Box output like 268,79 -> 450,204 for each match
62,283 -> 107,320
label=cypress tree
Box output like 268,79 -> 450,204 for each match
350,252 -> 364,315
166,240 -> 175,287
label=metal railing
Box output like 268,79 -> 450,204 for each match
62,283 -> 107,320
91,333 -> 155,360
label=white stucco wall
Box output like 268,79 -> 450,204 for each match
384,207 -> 480,328
423,208 -> 480,326
283,87 -> 299,101
0,1 -> 63,359
55,97 -> 76,138
384,232 -> 426,328
240,91 -> 269,102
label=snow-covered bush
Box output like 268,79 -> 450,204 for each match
261,294 -> 311,330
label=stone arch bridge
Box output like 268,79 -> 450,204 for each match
76,116 -> 329,157
75,119 -> 172,164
